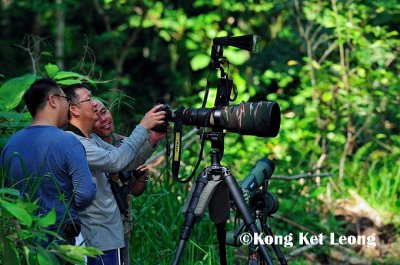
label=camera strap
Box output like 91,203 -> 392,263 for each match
172,107 -> 184,181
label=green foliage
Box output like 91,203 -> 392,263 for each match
0,167 -> 102,265
0,74 -> 36,111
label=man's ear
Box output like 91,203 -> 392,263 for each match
69,105 -> 80,117
48,95 -> 58,109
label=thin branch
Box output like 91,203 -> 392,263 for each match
55,0 -> 65,69
288,243 -> 317,258
310,24 -> 324,44
93,0 -> 112,32
115,9 -> 148,75
15,44 -> 36,75
73,36 -> 97,77
294,0 -> 306,38
273,214 -> 317,234
312,34 -> 334,51
15,35 -> 46,75
318,41 -> 338,64
272,173 -> 332,180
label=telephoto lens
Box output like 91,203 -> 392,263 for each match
217,101 -> 280,137
181,101 -> 280,137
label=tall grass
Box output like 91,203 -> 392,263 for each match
130,171 -> 239,265
349,157 -> 400,219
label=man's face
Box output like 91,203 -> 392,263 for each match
71,88 -> 98,125
54,89 -> 71,127
93,102 -> 114,137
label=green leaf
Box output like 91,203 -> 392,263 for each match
57,79 -> 83,86
54,71 -> 84,80
159,30 -> 171,41
19,229 -> 36,240
2,236 -> 20,265
40,51 -> 53,57
37,208 -> 56,227
129,15 -> 141,27
190,54 -> 210,71
55,245 -> 103,264
22,246 -> 31,264
224,49 -> 250,65
45,64 -> 60,78
54,71 -> 96,87
293,95 -> 306,105
22,201 -> 39,212
0,188 -> 20,196
0,74 -> 36,111
0,199 -> 33,227
37,246 -> 59,265
322,91 -> 333,102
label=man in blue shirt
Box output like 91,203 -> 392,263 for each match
1,78 -> 96,245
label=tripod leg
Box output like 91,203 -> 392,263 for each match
248,243 -> 260,265
247,218 -> 263,265
262,223 -> 287,265
172,170 -> 210,265
224,173 -> 274,265
215,222 -> 227,265
209,182 -> 230,265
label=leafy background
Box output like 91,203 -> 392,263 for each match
0,0 -> 399,264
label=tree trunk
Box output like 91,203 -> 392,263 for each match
55,0 -> 65,69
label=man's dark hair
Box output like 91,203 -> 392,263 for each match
23,78 -> 61,117
62,83 -> 91,104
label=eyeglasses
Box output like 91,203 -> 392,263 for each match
98,108 -> 109,117
71,96 -> 93,106
52,94 -> 72,105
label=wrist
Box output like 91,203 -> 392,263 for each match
138,123 -> 151,131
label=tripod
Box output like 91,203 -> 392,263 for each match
171,36 -> 283,264
172,149 -> 275,265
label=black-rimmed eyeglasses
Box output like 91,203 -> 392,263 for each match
52,94 -> 72,105
71,96 -> 93,106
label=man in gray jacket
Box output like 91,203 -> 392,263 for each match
63,83 -> 166,265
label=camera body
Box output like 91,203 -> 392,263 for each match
153,104 -> 174,133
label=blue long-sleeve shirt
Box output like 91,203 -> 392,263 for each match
1,125 -> 96,229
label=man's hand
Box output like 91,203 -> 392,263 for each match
139,104 -> 166,130
131,164 -> 149,196
135,164 -> 149,178
149,129 -> 167,146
